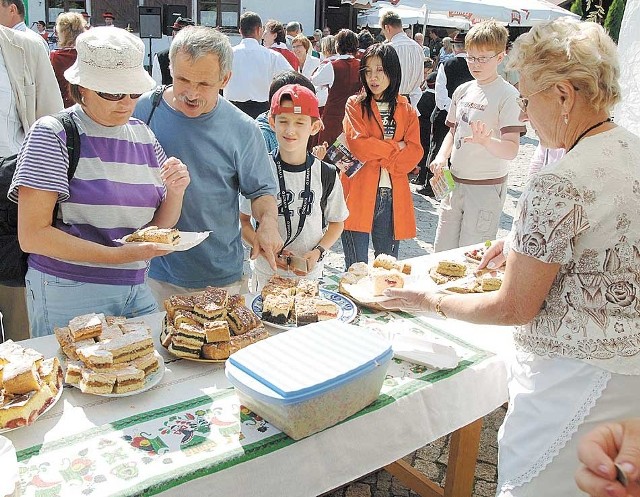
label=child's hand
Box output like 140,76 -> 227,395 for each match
160,157 -> 190,195
312,142 -> 329,160
463,120 -> 493,148
303,249 -> 321,273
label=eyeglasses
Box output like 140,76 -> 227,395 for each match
515,86 -> 551,113
465,53 -> 501,64
96,92 -> 143,102
292,44 -> 304,49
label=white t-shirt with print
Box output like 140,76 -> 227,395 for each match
241,154 -> 349,284
447,76 -> 524,180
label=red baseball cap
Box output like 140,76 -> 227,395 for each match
270,84 -> 320,119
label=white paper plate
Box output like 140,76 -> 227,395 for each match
392,334 -> 460,370
115,231 -> 210,252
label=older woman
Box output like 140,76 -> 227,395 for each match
291,33 -> 320,79
50,12 -> 86,107
383,18 -> 640,496
10,27 -> 190,337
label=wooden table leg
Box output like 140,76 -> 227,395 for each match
384,417 -> 484,497
444,418 -> 483,497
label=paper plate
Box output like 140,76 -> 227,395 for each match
251,289 -> 357,330
115,231 -> 210,252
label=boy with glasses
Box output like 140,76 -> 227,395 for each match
430,20 -> 525,252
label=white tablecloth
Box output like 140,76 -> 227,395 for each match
5,252 -> 515,497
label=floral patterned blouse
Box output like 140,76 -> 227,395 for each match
510,126 -> 640,375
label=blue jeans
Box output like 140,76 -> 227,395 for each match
342,187 -> 399,269
25,267 -> 158,338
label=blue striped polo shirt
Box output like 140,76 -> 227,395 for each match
9,105 -> 167,285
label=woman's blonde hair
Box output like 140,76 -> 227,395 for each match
320,35 -> 336,56
442,37 -> 453,53
293,34 -> 310,52
56,12 -> 86,48
508,18 -> 620,112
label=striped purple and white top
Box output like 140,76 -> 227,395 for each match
9,105 -> 167,285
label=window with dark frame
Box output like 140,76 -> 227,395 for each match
198,0 -> 240,29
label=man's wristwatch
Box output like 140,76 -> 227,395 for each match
313,245 -> 326,261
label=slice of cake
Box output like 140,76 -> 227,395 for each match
226,294 -> 246,310
78,369 -> 116,395
126,226 -> 180,245
131,353 -> 159,377
435,261 -> 466,277
261,294 -> 293,325
68,313 -> 103,341
173,323 -> 207,348
295,279 -> 319,297
100,331 -> 154,364
201,341 -> 231,360
64,361 -> 84,385
164,294 -> 195,320
97,325 -> 123,342
372,269 -> 405,296
203,321 -> 231,343
313,297 -> 339,321
113,366 -> 145,394
168,341 -> 200,359
193,292 -> 228,323
227,306 -> 262,335
480,271 -> 503,292
173,310 -> 201,328
294,298 -> 318,326
229,326 -> 269,354
347,262 -> 369,279
2,360 -> 40,395
76,343 -> 114,370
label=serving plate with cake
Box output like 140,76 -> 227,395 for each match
116,226 -> 211,252
0,341 -> 64,432
161,288 -> 270,362
338,255 -> 414,311
55,313 -> 165,396
251,276 -> 356,330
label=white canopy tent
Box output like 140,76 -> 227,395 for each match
346,0 -> 577,26
357,2 -> 471,29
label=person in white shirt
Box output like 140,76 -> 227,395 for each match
0,0 -> 49,52
380,10 -> 423,108
285,21 -> 301,49
291,34 -> 320,79
223,11 -> 292,119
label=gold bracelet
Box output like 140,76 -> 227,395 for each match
435,295 -> 447,319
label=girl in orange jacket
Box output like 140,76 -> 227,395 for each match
340,43 -> 422,268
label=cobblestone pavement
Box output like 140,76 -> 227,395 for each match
319,126 -> 538,497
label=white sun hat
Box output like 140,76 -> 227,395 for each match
64,26 -> 156,94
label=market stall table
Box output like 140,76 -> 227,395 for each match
4,251 -> 515,497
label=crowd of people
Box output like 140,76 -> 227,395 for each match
0,0 -> 638,495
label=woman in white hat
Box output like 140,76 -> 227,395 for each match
9,27 -> 190,337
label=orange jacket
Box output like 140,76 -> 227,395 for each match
341,94 -> 422,239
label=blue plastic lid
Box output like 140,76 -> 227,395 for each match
226,322 -> 392,404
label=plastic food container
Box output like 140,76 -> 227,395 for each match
225,321 -> 392,440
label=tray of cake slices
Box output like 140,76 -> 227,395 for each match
115,226 -> 210,252
428,258 -> 504,294
338,254 -> 414,311
252,275 -> 357,330
161,289 -> 270,362
0,340 -> 64,432
55,313 -> 164,397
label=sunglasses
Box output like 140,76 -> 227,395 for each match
96,91 -> 143,102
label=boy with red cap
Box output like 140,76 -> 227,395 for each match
241,84 -> 349,290
102,12 -> 114,27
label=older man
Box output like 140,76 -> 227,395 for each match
0,25 -> 63,340
133,26 -> 282,301
0,0 -> 49,52
380,10 -> 423,108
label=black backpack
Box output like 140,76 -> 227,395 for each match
0,111 -> 81,287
